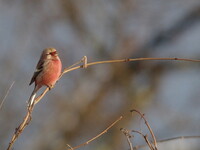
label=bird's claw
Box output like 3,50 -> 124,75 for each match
48,84 -> 54,90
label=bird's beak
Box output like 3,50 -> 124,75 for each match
50,51 -> 58,56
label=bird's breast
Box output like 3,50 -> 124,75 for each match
36,59 -> 62,87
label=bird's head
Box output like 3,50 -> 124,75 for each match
43,47 -> 59,59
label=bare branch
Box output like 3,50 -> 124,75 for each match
134,135 -> 200,149
131,109 -> 158,150
66,144 -> 73,150
132,130 -> 154,150
120,128 -> 133,150
0,81 -> 15,111
36,57 -> 200,105
159,135 -> 200,143
7,105 -> 33,150
66,116 -> 123,150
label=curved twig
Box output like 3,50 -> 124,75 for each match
131,109 -> 157,149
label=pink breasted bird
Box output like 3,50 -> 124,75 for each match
29,48 -> 62,106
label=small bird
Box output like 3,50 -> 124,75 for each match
28,48 -> 62,106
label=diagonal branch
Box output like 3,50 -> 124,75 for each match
0,81 -> 15,111
66,116 -> 123,150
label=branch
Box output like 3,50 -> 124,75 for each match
7,105 -> 33,150
131,109 -> 158,150
66,116 -> 123,150
120,128 -> 133,150
35,57 -> 200,104
0,81 -> 15,111
132,130 -> 155,150
159,135 -> 200,143
133,136 -> 200,149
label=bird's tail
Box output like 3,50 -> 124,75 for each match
28,86 -> 38,107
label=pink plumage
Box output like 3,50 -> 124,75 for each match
28,48 -> 62,106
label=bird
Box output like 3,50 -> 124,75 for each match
28,48 -> 62,106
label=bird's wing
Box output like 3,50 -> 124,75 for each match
29,59 -> 45,85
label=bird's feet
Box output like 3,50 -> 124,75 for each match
48,84 -> 54,90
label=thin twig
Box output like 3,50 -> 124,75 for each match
133,135 -> 200,149
131,109 -> 158,150
66,144 -> 73,150
120,128 -> 133,150
7,105 -> 33,150
132,130 -> 154,150
0,81 -> 15,111
66,116 -> 123,150
34,88 -> 49,104
159,135 -> 200,143
40,57 -> 200,104
61,57 -> 200,75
